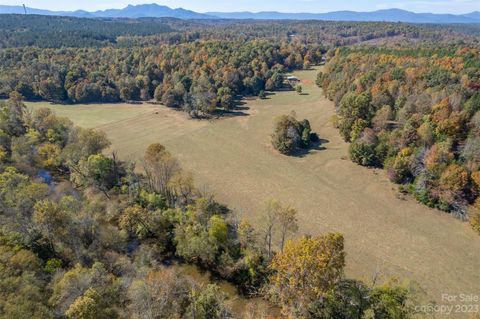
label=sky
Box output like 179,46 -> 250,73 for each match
0,0 -> 478,14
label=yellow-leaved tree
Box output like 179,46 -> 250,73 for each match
269,233 -> 345,315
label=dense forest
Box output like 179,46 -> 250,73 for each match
0,16 -> 329,117
0,94 -> 417,318
2,15 -> 480,49
0,41 -> 323,116
0,15 -> 174,48
318,46 -> 480,230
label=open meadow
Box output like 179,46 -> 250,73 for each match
27,67 -> 480,305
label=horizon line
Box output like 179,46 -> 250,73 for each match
2,3 -> 478,16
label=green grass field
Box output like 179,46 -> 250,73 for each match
27,68 -> 480,305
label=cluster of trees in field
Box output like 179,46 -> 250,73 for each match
318,46 -> 480,229
0,41 -> 323,116
0,94 -> 418,318
271,112 -> 319,155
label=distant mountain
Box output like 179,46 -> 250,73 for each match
0,3 -> 215,19
0,5 -> 75,16
0,4 -> 479,24
93,4 -> 215,19
208,9 -> 480,24
463,11 -> 480,20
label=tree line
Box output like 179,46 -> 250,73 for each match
318,45 -> 480,231
0,41 -> 323,117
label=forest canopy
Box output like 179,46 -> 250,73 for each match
2,14 -> 480,49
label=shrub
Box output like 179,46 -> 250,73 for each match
296,85 -> 303,94
349,140 -> 377,167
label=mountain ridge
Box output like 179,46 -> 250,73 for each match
0,4 -> 479,23
207,8 -> 480,23
0,3 -> 216,20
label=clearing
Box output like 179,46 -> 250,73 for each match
27,67 -> 480,304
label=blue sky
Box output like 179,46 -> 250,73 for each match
0,0 -> 478,14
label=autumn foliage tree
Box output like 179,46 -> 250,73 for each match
269,233 -> 345,315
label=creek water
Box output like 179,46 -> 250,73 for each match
173,264 -> 280,318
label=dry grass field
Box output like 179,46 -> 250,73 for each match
27,67 -> 480,305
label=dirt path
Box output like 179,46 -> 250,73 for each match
29,68 -> 480,307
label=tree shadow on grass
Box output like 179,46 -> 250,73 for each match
212,103 -> 250,118
291,138 -> 329,158
220,109 -> 250,118
234,105 -> 250,111
259,92 -> 276,100
234,99 -> 248,107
